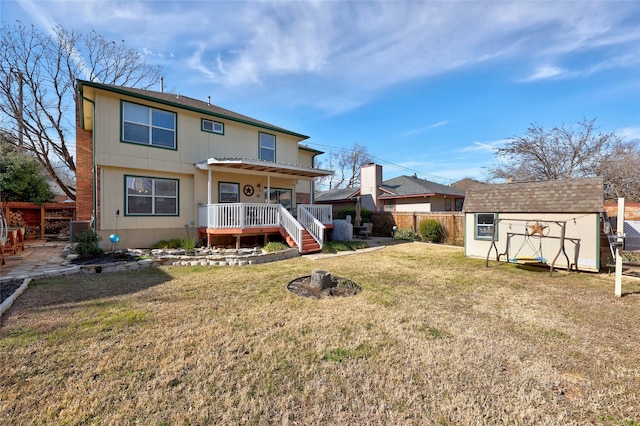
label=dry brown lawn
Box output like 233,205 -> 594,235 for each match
1,243 -> 639,425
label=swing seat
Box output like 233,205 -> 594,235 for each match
509,256 -> 547,264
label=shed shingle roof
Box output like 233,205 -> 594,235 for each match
463,177 -> 604,213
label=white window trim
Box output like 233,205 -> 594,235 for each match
259,132 -> 276,162
202,119 -> 224,135
475,212 -> 497,240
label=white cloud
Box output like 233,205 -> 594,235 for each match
399,121 -> 449,137
520,65 -> 567,82
11,0 -> 640,113
458,139 -> 509,153
617,127 -> 640,141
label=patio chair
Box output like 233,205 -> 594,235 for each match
358,222 -> 373,239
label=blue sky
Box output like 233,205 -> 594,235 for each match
2,0 -> 639,186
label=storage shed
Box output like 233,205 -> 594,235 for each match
463,177 -> 604,272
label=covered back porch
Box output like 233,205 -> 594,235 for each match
195,158 -> 333,253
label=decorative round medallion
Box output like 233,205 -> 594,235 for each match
243,184 -> 255,196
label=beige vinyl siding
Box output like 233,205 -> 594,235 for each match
93,92 -> 302,171
295,149 -> 316,196
97,166 -> 195,248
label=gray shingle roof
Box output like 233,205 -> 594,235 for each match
379,175 -> 466,198
315,187 -> 360,202
78,80 -> 309,140
463,177 -> 604,213
316,175 -> 465,202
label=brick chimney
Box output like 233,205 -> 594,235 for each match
360,163 -> 382,211
75,104 -> 94,221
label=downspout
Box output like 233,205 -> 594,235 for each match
310,152 -> 321,204
79,90 -> 97,232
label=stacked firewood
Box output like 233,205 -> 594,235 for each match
45,220 -> 69,235
7,210 -> 41,237
44,209 -> 74,218
7,210 -> 27,227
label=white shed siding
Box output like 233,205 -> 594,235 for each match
465,212 -> 600,272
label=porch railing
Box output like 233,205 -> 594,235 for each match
199,203 -> 331,252
278,205 -> 303,249
199,203 -> 281,229
298,204 -> 332,225
198,203 -> 332,253
297,205 -> 325,249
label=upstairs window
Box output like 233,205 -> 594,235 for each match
259,132 -> 276,162
126,176 -> 178,216
122,101 -> 176,149
202,119 -> 224,134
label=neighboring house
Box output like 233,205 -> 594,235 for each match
315,187 -> 361,215
76,80 -> 333,253
316,163 -> 465,214
463,177 -> 604,272
603,202 -> 640,251
450,177 -> 486,191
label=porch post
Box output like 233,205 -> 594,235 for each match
267,176 -> 271,203
207,169 -> 212,205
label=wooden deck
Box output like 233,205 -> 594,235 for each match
198,203 -> 333,253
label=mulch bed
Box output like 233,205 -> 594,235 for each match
70,251 -> 140,265
1,279 -> 24,305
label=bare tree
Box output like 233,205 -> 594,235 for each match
488,118 -> 640,201
322,143 -> 372,190
598,142 -> 640,201
0,23 -> 162,200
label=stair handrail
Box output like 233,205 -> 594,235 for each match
297,205 -> 325,249
278,205 -> 303,252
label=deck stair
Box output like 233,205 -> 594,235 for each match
282,229 -> 321,254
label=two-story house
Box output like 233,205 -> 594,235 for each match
76,80 -> 333,253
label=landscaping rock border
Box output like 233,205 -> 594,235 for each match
0,278 -> 31,318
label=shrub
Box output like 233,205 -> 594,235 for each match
0,146 -> 55,204
393,228 -> 421,241
262,242 -> 288,252
181,237 -> 197,251
419,219 -> 445,243
150,239 -> 182,249
72,229 -> 103,259
335,207 -> 372,224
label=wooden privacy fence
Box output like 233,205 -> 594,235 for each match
370,211 -> 464,246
